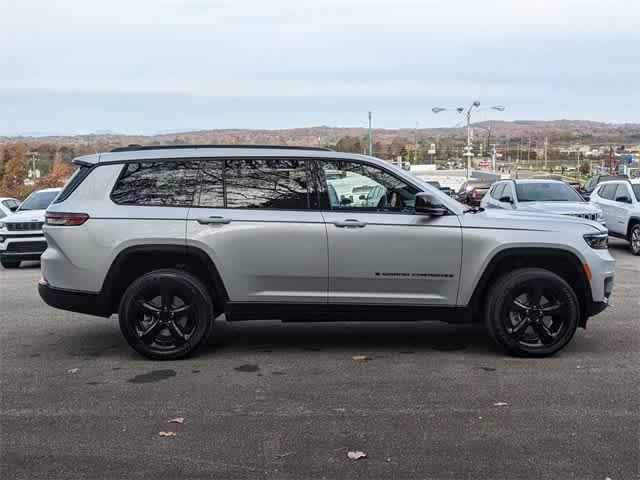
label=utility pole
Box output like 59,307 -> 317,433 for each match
367,111 -> 373,156
544,137 -> 548,170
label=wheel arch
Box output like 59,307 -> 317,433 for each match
100,244 -> 229,315
467,247 -> 591,327
626,216 -> 640,240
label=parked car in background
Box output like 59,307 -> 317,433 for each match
456,180 -> 493,206
583,174 -> 628,196
0,188 -> 61,268
0,197 -> 20,218
481,179 -> 605,225
590,179 -> 640,255
39,145 -> 614,360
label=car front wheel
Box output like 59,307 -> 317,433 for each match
630,224 -> 640,256
485,268 -> 579,357
119,269 -> 214,360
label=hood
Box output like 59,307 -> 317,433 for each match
461,207 -> 606,233
2,209 -> 47,223
516,201 -> 601,216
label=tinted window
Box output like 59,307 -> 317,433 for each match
224,159 -> 310,209
515,182 -> 583,202
633,184 -> 640,201
598,184 -> 617,200
18,190 -> 60,211
320,161 -> 418,211
111,161 -> 198,206
197,160 -> 224,208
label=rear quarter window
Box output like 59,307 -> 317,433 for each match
111,160 -> 199,207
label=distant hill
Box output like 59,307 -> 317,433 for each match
2,120 -> 639,148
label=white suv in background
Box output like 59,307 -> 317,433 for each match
0,188 -> 61,268
38,145 -> 614,359
481,179 -> 605,225
590,179 -> 640,255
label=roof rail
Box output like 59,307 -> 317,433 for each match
110,144 -> 332,153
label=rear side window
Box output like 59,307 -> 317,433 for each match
53,166 -> 92,204
223,159 -> 310,209
111,161 -> 199,206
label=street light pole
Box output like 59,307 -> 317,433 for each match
432,103 -> 505,178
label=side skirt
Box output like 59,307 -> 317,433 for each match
224,302 -> 472,323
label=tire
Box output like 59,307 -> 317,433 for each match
630,224 -> 640,256
119,269 -> 215,360
1,258 -> 20,269
485,268 -> 579,357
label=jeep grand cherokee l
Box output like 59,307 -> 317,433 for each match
38,145 -> 615,359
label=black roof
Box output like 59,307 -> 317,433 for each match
110,144 -> 332,153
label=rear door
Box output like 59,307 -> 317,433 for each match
186,157 -> 328,304
594,183 -> 618,232
317,159 -> 462,306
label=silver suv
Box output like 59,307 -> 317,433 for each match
589,179 -> 640,255
39,145 -> 615,359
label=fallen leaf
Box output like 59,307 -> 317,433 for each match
159,431 -> 176,437
347,451 -> 367,460
67,368 -> 80,374
168,417 -> 185,424
352,355 -> 372,362
493,402 -> 509,407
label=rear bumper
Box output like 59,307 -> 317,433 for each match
38,281 -> 111,317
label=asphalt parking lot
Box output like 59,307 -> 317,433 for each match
1,240 -> 638,480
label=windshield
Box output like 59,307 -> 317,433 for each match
515,182 -> 583,202
633,184 -> 640,202
17,190 -> 59,211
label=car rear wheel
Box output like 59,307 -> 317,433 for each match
119,269 -> 214,360
1,258 -> 20,268
630,224 -> 640,256
485,268 -> 579,357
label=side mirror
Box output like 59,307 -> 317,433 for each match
499,196 -> 513,204
340,195 -> 353,205
616,196 -> 631,203
582,194 -> 590,201
415,193 -> 448,216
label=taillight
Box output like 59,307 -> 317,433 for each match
471,188 -> 477,198
45,212 -> 89,226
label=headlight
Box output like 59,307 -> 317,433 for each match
583,232 -> 608,249
0,222 -> 5,230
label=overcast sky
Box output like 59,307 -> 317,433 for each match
1,0 -> 638,135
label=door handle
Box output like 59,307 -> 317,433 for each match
196,216 -> 231,225
334,219 -> 367,228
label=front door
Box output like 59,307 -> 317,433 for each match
186,158 -> 328,304
318,160 -> 462,306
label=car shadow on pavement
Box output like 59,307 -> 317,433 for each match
202,318 -> 495,356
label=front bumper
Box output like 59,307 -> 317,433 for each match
38,281 -> 111,317
0,234 -> 47,261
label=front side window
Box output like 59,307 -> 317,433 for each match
632,184 -> 640,202
492,184 -> 505,200
224,159 -> 310,209
598,184 -> 617,200
515,182 -> 583,202
614,184 -> 631,202
111,161 -> 199,206
320,161 -> 418,211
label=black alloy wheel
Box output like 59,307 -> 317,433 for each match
485,268 -> 579,357
119,269 -> 214,360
